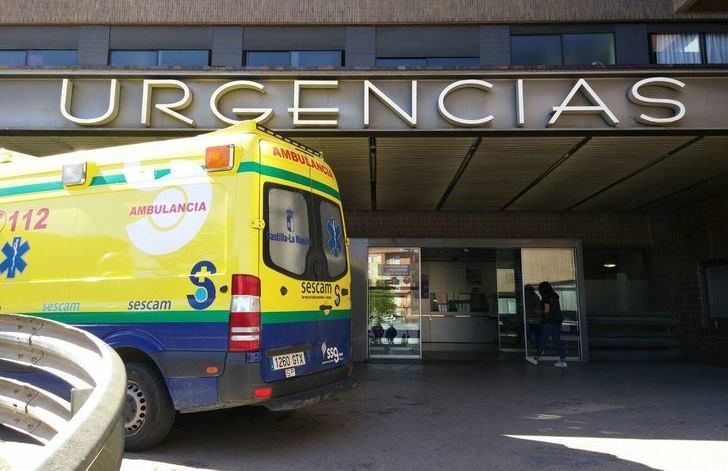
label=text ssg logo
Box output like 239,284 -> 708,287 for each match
187,260 -> 217,310
326,217 -> 342,257
321,341 -> 343,365
125,160 -> 212,255
0,236 -> 29,279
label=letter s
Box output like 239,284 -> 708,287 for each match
628,77 -> 686,126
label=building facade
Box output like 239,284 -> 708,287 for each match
1,0 -> 728,363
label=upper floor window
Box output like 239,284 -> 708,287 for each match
651,33 -> 728,65
511,33 -> 615,66
109,49 -> 210,67
246,50 -> 343,68
0,49 -> 77,66
376,57 -> 478,68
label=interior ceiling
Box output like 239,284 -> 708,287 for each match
3,133 -> 727,213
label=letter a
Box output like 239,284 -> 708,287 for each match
548,78 -> 619,127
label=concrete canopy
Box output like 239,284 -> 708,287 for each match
3,132 -> 727,213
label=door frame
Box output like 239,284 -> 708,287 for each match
362,238 -> 589,363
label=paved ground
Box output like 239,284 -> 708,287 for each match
122,357 -> 728,471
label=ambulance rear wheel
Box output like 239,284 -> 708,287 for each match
123,362 -> 176,451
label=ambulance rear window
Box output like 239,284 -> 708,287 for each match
319,200 -> 346,278
266,187 -> 311,276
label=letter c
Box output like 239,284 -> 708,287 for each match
437,79 -> 494,127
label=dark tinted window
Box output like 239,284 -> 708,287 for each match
291,50 -> 342,67
0,50 -> 26,66
109,50 -> 157,66
511,35 -> 562,66
563,33 -> 615,65
27,50 -> 77,66
426,57 -> 479,67
376,58 -> 427,67
246,51 -> 290,67
158,49 -> 209,67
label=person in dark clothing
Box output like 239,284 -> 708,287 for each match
526,281 -> 567,367
385,324 -> 398,345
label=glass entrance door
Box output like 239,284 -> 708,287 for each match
496,249 -> 525,351
367,247 -> 422,359
521,248 -> 582,361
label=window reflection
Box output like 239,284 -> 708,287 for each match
563,33 -> 615,65
511,35 -> 562,66
246,50 -> 343,68
0,50 -> 26,66
26,49 -> 77,66
109,49 -> 209,67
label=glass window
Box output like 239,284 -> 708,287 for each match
651,33 -> 702,64
375,58 -> 427,68
0,50 -> 26,66
583,249 -> 649,313
426,57 -> 479,67
109,50 -> 157,66
26,49 -> 77,66
291,50 -> 342,68
704,263 -> 728,319
266,188 -> 311,276
158,49 -> 209,67
706,33 -> 728,64
319,201 -> 346,278
246,51 -> 290,67
511,35 -> 562,66
563,33 -> 615,66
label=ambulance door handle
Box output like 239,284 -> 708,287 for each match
319,304 -> 333,311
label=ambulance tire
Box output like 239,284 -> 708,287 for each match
123,362 -> 176,452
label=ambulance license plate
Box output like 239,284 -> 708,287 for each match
271,352 -> 306,371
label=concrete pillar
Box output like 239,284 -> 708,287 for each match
77,26 -> 109,66
212,27 -> 243,67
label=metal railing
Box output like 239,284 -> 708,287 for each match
0,314 -> 126,470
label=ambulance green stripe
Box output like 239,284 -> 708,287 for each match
90,174 -> 126,185
28,310 -> 230,324
0,181 -> 64,197
24,309 -> 350,325
1,162 -> 340,201
261,309 -> 351,324
237,161 -> 341,200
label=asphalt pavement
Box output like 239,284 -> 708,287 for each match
122,356 -> 728,471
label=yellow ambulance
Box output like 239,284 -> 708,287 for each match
0,121 -> 353,450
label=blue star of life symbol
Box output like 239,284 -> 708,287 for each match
326,217 -> 342,257
0,236 -> 30,279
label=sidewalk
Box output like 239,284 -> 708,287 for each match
124,357 -> 728,470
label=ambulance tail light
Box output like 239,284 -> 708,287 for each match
229,274 -> 261,352
205,144 -> 235,172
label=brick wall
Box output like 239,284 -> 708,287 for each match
652,195 -> 728,364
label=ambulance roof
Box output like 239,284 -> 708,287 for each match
0,121 -> 325,180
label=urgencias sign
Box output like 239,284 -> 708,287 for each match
0,75 -> 724,131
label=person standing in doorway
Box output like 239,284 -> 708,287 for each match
526,281 -> 567,367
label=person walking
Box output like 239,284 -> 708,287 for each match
526,281 -> 567,367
